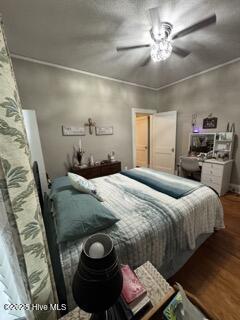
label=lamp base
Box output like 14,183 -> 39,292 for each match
90,311 -> 107,320
90,305 -> 121,320
90,309 -> 115,320
89,297 -> 134,320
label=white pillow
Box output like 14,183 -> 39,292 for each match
68,172 -> 96,194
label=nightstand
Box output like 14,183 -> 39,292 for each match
71,161 -> 121,179
60,261 -> 218,320
60,262 -> 174,320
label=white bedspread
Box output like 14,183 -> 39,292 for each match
59,173 -> 224,309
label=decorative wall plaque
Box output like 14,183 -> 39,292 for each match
95,126 -> 114,135
62,126 -> 86,136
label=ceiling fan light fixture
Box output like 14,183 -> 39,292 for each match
150,39 -> 172,62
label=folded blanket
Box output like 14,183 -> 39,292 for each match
121,168 -> 203,199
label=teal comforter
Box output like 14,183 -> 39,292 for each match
121,168 -> 203,199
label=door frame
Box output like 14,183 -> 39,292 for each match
132,108 -> 157,168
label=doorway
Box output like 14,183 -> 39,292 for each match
136,114 -> 150,167
132,108 -> 177,173
132,108 -> 156,168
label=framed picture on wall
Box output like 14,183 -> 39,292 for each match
203,117 -> 218,129
95,126 -> 114,135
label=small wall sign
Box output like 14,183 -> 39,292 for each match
62,126 -> 86,136
95,126 -> 114,135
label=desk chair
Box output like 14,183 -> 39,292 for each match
180,157 -> 201,181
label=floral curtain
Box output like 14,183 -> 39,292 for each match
0,18 -> 57,320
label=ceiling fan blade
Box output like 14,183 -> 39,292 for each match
172,14 -> 216,40
149,7 -> 161,33
140,55 -> 151,67
172,46 -> 191,58
116,44 -> 150,51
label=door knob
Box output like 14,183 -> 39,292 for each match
171,148 -> 175,152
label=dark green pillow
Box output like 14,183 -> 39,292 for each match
52,187 -> 119,243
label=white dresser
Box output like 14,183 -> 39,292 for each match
201,159 -> 233,196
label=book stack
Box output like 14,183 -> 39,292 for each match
121,265 -> 152,318
134,261 -> 174,307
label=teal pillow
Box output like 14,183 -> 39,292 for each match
52,188 -> 119,243
50,176 -> 71,197
50,175 -> 103,202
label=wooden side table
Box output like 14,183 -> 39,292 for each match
60,261 -> 174,320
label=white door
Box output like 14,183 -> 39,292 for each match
136,116 -> 148,167
150,111 -> 177,174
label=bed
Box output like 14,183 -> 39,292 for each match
42,167 -> 224,312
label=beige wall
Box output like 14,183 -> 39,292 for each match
12,57 -> 240,185
13,58 -> 157,178
158,60 -> 240,185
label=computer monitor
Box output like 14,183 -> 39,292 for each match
189,133 -> 215,154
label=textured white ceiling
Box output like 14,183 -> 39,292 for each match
1,0 -> 240,88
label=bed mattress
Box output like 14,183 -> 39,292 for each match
57,173 -> 224,309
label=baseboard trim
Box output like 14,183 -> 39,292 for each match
229,184 -> 240,194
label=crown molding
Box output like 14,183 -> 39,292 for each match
157,56 -> 240,91
11,53 -> 159,91
11,53 -> 240,92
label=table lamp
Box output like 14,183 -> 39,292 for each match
72,233 -> 123,320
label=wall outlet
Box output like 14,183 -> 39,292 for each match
124,166 -> 128,170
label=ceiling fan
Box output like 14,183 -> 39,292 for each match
116,7 -> 216,66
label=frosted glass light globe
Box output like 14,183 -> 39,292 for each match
89,241 -> 105,258
151,40 -> 172,62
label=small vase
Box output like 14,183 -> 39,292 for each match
77,152 -> 82,166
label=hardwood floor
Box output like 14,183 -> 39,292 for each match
169,193 -> 240,320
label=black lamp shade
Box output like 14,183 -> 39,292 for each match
72,234 -> 123,313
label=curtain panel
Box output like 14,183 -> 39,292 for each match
0,18 -> 57,320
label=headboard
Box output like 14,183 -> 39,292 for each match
32,161 -> 68,314
32,161 -> 43,210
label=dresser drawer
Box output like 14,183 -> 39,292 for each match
201,174 -> 222,186
84,167 -> 101,179
71,161 -> 121,179
72,167 -> 100,179
101,163 -> 121,176
202,163 -> 223,177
